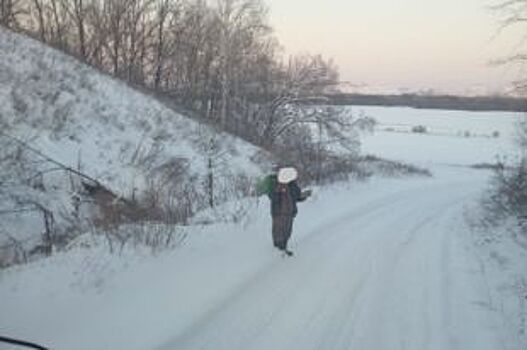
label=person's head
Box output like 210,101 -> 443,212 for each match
277,167 -> 298,184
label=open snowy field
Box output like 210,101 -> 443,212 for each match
356,105 -> 522,167
1,106 -> 526,350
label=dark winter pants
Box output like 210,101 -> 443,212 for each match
272,215 -> 294,250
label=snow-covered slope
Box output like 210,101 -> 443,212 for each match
0,28 -> 268,251
0,28 -> 264,191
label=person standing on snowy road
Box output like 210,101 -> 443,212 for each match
270,167 -> 311,256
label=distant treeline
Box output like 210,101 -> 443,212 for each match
325,93 -> 527,112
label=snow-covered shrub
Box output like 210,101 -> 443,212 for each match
88,221 -> 185,255
411,125 -> 427,133
358,155 -> 432,178
0,236 -> 28,268
274,143 -> 362,185
480,160 -> 527,237
265,106 -> 376,186
480,114 -> 527,238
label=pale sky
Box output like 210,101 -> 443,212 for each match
267,0 -> 525,95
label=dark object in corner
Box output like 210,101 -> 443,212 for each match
0,335 -> 49,350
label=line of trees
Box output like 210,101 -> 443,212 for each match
326,93 -> 527,112
0,0 -> 350,151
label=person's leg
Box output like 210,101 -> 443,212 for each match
283,216 -> 294,250
272,216 -> 282,248
272,216 -> 287,250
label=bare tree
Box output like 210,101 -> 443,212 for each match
152,0 -> 173,89
214,0 -> 269,125
0,0 -> 26,28
255,54 -> 341,145
479,1 -> 527,236
493,0 -> 527,94
30,0 -> 47,41
492,1 -> 527,152
69,0 -> 88,58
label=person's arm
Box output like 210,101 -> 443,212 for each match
301,189 -> 312,200
290,181 -> 309,202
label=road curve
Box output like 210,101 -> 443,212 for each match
156,171 -> 504,350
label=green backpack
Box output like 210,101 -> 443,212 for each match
256,174 -> 277,198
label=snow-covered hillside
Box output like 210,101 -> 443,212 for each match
0,28 -> 265,191
0,28 -> 268,255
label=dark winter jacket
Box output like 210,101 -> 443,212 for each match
271,180 -> 305,217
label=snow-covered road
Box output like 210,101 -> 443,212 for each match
155,168 -> 504,350
0,167 -> 516,350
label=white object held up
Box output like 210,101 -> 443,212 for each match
277,167 -> 298,184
